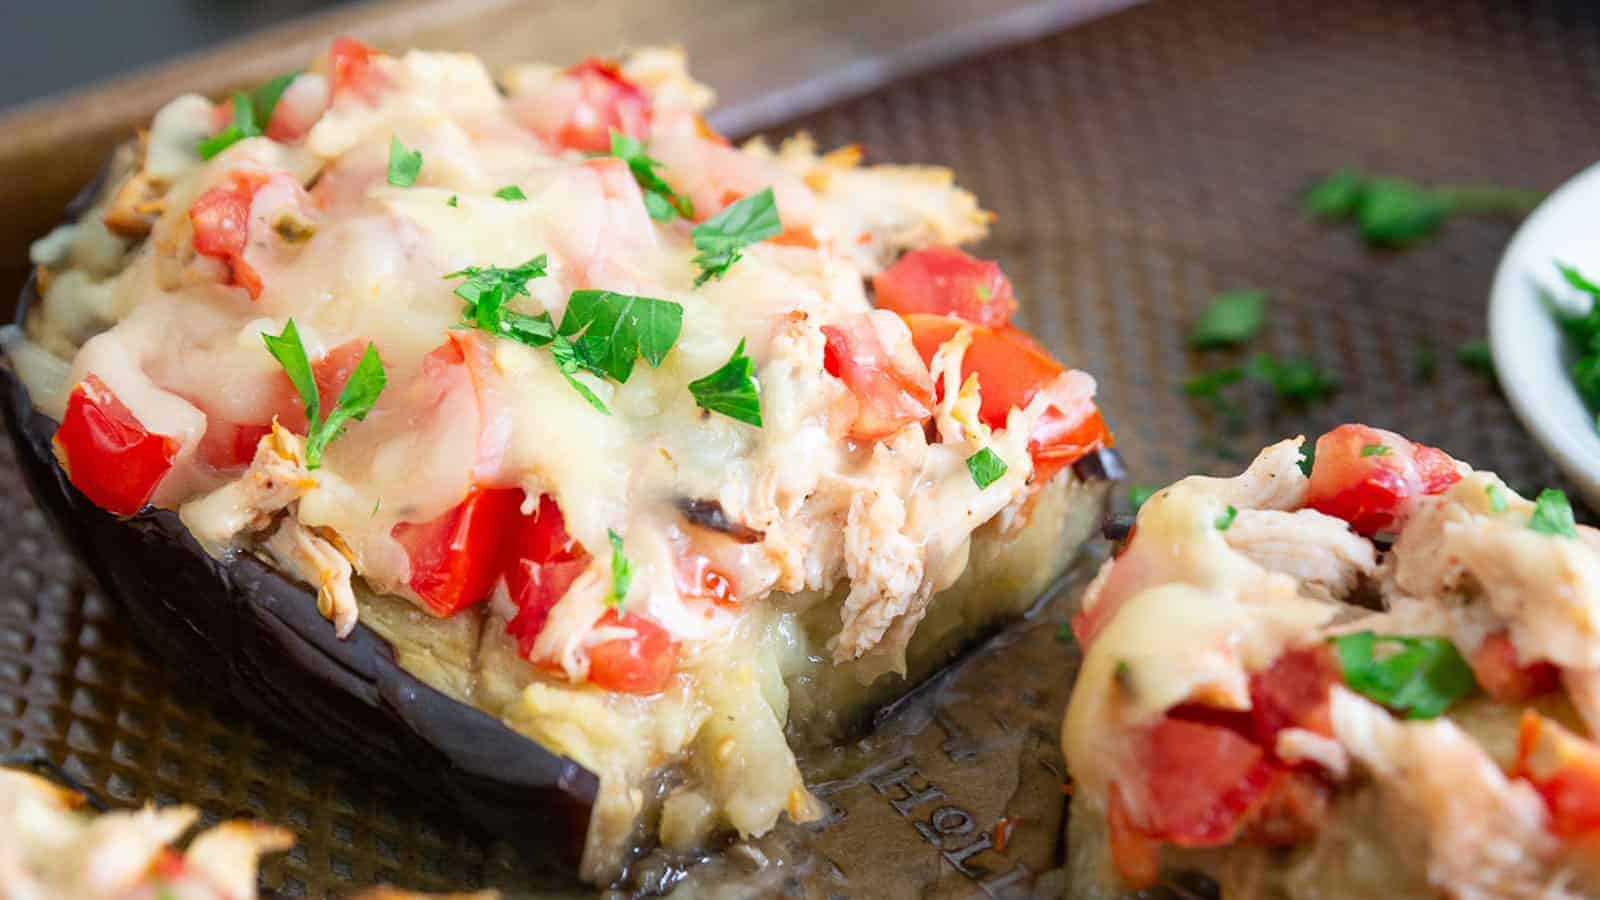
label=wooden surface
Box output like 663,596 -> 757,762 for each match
0,0 -> 1132,307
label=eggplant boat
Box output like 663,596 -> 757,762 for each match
1063,424 -> 1600,899
0,764 -> 496,899
3,39 -> 1117,882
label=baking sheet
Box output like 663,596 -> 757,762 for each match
6,0 -> 1600,895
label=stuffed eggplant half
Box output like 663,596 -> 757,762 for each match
1064,424 -> 1600,900
3,40 -> 1117,881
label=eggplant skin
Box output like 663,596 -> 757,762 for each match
3,272 -> 597,873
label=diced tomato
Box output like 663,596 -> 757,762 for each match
554,58 -> 652,153
392,486 -> 524,616
1515,711 -> 1600,839
263,75 -> 327,142
504,493 -> 592,655
1470,632 -> 1561,704
190,173 -> 269,300
1127,716 -> 1285,847
53,375 -> 180,517
197,421 -> 273,471
1106,785 -> 1162,889
1248,644 -> 1341,750
904,314 -> 1112,479
1304,424 -> 1461,536
821,316 -> 936,442
586,609 -> 679,694
872,246 -> 1017,327
328,36 -> 385,103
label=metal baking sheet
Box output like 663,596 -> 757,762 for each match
6,0 -> 1600,895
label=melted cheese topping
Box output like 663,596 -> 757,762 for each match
16,45 -> 1077,684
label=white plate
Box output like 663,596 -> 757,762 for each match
1490,160 -> 1600,511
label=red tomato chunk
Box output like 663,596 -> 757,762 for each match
53,375 -> 180,517
873,246 -> 1017,327
1305,423 -> 1460,536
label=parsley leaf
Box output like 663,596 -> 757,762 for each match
965,447 -> 1009,489
1356,177 -> 1447,247
1529,488 -> 1578,538
692,188 -> 782,285
689,339 -> 762,426
558,290 -> 684,383
609,130 -> 694,222
1306,170 -> 1542,248
1360,443 -> 1391,457
447,195 -> 458,207
262,319 -> 386,468
447,255 -> 549,336
1487,483 -> 1508,513
1128,484 -> 1156,511
606,529 -> 633,608
494,185 -> 527,201
252,71 -> 300,125
1550,262 -> 1600,427
1215,504 -> 1238,531
1246,352 -> 1340,404
1304,168 -> 1365,219
1457,340 -> 1495,378
1330,632 -> 1477,719
1298,443 -> 1316,477
196,91 -> 259,160
550,335 -> 610,414
1183,367 -> 1244,398
1190,289 -> 1267,348
387,136 -> 422,186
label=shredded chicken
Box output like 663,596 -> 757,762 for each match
1181,437 -> 1309,510
1328,688 -> 1568,900
180,420 -> 316,551
1224,508 -> 1376,600
264,517 -> 358,637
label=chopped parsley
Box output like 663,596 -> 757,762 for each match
1246,352 -> 1340,404
195,71 -> 300,159
261,319 -> 386,469
494,185 -> 527,201
692,187 -> 781,285
1298,443 -> 1316,477
1529,488 -> 1578,538
965,447 -> 1009,489
548,334 -> 611,414
1127,484 -> 1156,512
1306,170 -> 1542,248
1189,289 -> 1267,348
688,339 -> 762,426
1215,504 -> 1238,531
606,529 -> 633,608
447,195 -> 459,207
1549,262 -> 1600,427
1055,621 -> 1075,645
1486,483 -> 1508,513
1360,443 -> 1391,457
386,136 -> 422,187
558,290 -> 684,383
1457,339 -> 1495,377
608,130 -> 694,222
1329,632 -> 1476,719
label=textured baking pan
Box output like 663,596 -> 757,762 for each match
5,0 -> 1600,895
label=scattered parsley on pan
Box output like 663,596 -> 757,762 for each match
1305,168 -> 1543,247
1189,289 -> 1267,349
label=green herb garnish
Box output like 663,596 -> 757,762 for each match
1529,488 -> 1578,538
1457,340 -> 1495,378
965,447 -> 1009,489
692,188 -> 781,285
262,319 -> 386,468
1487,483 -> 1508,513
1330,631 -> 1477,719
558,290 -> 684,383
549,334 -> 611,414
386,136 -> 423,187
447,195 -> 458,207
494,185 -> 527,201
609,130 -> 694,222
606,529 -> 633,608
1549,263 -> 1600,426
1412,346 -> 1438,383
1306,170 -> 1542,248
1189,289 -> 1267,348
689,339 -> 762,426
1360,443 -> 1391,457
1298,443 -> 1315,477
195,71 -> 301,159
1215,504 -> 1238,531
1128,484 -> 1156,511
1246,352 -> 1340,404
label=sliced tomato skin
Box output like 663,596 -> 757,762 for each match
903,314 -> 1112,475
1515,711 -> 1600,839
391,486 -> 525,616
1470,631 -> 1561,704
190,173 -> 269,300
586,609 -> 679,694
872,246 -> 1017,327
556,58 -> 652,153
1305,423 -> 1461,536
820,317 -> 936,442
53,375 -> 181,517
504,494 -> 591,655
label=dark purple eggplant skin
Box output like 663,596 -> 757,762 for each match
4,271 -> 597,871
